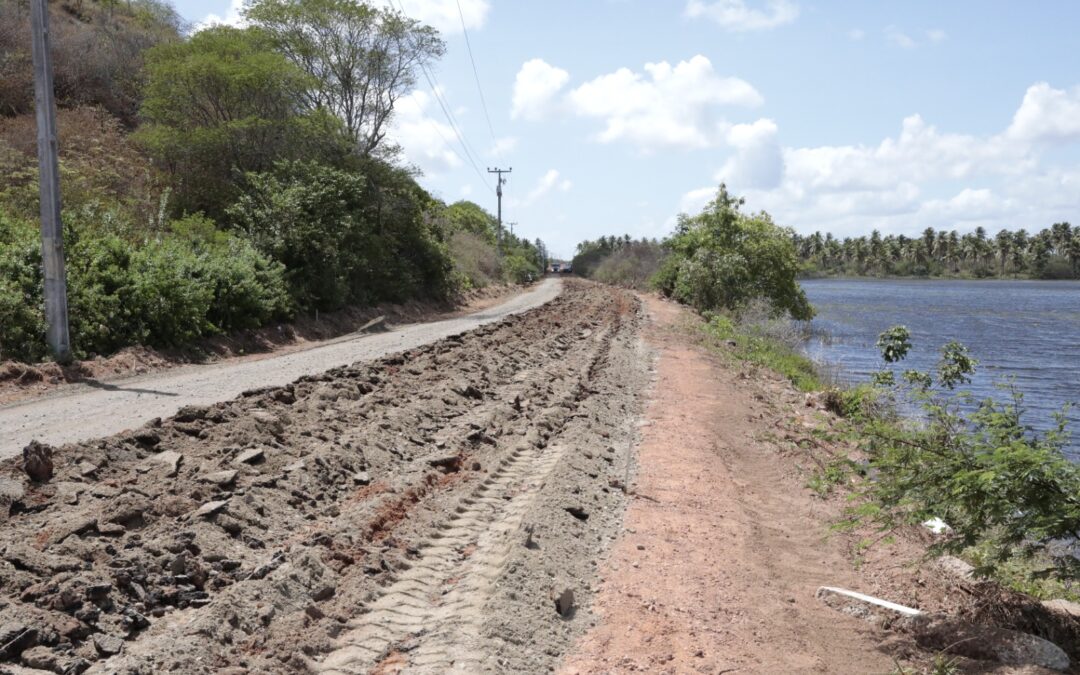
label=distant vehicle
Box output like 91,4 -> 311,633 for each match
550,263 -> 561,273
562,264 -> 572,273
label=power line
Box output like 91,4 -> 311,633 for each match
455,0 -> 496,143
390,0 -> 491,192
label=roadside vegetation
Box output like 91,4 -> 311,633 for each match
575,183 -> 1080,601
0,0 -> 546,363
796,223 -> 1080,279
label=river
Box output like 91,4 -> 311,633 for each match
800,278 -> 1080,460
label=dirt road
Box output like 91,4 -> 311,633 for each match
0,280 -> 650,673
0,280 -> 561,461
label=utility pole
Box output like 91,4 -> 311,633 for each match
507,222 -> 517,237
487,167 -> 511,255
30,0 -> 73,364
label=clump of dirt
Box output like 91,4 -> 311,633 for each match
0,284 -> 520,406
0,280 -> 648,674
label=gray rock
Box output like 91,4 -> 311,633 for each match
352,471 -> 371,485
148,451 -> 182,477
22,441 -> 53,482
555,588 -> 575,618
1042,598 -> 1080,618
202,469 -> 238,486
0,476 -> 25,502
190,500 -> 229,519
92,633 -> 124,656
910,615 -> 1071,672
234,448 -> 265,465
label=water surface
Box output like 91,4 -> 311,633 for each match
801,279 -> 1080,460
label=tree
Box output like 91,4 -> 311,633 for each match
653,185 -> 813,321
246,0 -> 445,157
137,25 -> 348,217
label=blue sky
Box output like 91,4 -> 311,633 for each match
176,0 -> 1080,258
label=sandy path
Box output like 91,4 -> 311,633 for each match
0,279 -> 561,460
561,294 -> 899,674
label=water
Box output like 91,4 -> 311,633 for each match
800,278 -> 1080,460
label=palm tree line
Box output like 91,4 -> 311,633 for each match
795,223 -> 1080,279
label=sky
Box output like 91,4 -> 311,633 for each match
175,0 -> 1080,258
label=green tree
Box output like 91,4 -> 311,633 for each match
136,25 -> 348,217
653,185 -> 813,321
245,0 -> 445,157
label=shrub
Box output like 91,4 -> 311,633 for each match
448,230 -> 500,289
852,326 -> 1080,583
653,185 -> 813,321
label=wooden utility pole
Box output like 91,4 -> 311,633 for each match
30,0 -> 73,363
487,167 -> 511,255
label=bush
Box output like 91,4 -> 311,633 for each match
588,241 -> 665,290
0,209 -> 290,361
227,160 -> 456,311
653,185 -> 813,321
852,326 -> 1080,584
448,230 -> 500,289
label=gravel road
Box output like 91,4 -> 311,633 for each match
0,279 -> 561,460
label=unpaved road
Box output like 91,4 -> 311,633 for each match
0,280 -> 650,673
0,280 -> 560,461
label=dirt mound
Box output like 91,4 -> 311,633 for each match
0,281 -> 649,673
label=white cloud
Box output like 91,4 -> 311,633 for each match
1006,82 -> 1080,143
392,90 -> 462,175
926,28 -> 947,43
490,136 -> 518,157
885,26 -> 917,49
565,55 -> 762,150
848,28 -> 865,41
389,0 -> 490,34
682,82 -> 1080,238
522,169 -> 572,205
684,0 -> 798,32
511,59 -> 570,121
197,0 -> 245,29
717,118 -> 783,189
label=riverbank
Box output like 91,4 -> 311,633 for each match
564,293 -> 1080,673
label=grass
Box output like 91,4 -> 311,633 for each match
699,313 -> 821,392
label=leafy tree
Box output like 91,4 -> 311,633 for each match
654,185 -> 813,320
245,0 -> 445,157
136,25 -> 348,217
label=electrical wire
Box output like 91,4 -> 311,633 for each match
455,0 -> 497,143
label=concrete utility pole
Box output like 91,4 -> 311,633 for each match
507,222 -> 517,237
487,167 -> 511,255
30,0 -> 73,363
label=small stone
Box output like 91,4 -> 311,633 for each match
96,520 -> 126,535
0,476 -> 24,502
283,460 -> 305,473
258,605 -> 276,626
202,470 -> 238,486
148,451 -> 182,477
251,411 -> 284,434
22,440 -> 54,482
352,471 -> 371,485
190,500 -> 228,518
132,430 -> 161,447
234,448 -> 265,465
555,588 -> 575,618
565,506 -> 589,521
311,584 -> 335,602
93,633 -> 124,656
304,604 -> 325,620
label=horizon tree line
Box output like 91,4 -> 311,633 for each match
794,223 -> 1080,279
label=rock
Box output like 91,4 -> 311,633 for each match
0,622 -> 36,659
258,605 -> 276,626
283,460 -> 305,473
311,584 -> 335,602
453,384 -> 484,400
21,646 -> 86,673
937,555 -> 975,580
22,441 -> 54,482
92,633 -> 124,656
555,588 -> 575,618
201,469 -> 238,487
132,429 -> 161,447
148,451 -> 182,477
96,521 -> 126,535
352,471 -> 371,485
0,476 -> 25,501
910,615 -> 1070,672
3,543 -> 82,575
174,405 -> 208,423
251,411 -> 284,434
234,448 -> 265,465
190,500 -> 229,519
565,506 -> 589,522
304,604 -> 325,620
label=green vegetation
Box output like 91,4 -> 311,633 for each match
0,0 -> 547,363
571,236 -> 664,289
844,326 -> 1080,588
796,223 -> 1080,279
702,312 -> 820,392
654,186 -> 813,321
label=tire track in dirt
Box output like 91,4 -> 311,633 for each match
0,281 -> 650,675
